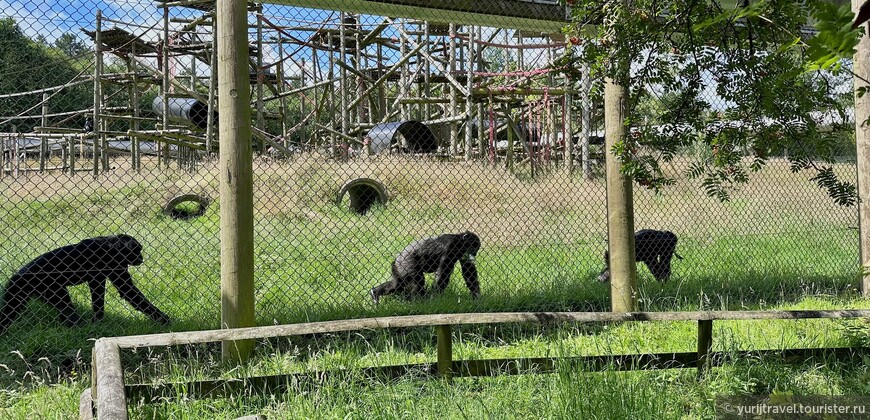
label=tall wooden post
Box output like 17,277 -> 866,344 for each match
464,26 -> 474,162
580,64 -> 592,180
93,10 -> 103,177
855,0 -> 870,297
160,6 -> 170,167
206,19 -> 217,156
129,44 -> 141,172
449,23 -> 458,156
217,0 -> 256,362
40,92 -> 48,172
0,132 -> 5,179
255,6 -> 265,142
604,76 -> 637,312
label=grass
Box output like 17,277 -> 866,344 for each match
0,154 -> 865,418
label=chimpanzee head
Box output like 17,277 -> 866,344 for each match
460,231 -> 481,259
113,234 -> 144,266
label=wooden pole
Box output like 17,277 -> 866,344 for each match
449,23 -> 458,156
130,44 -> 141,172
580,63 -> 592,180
340,13 -> 349,159
278,34 -> 289,144
40,92 -> 48,172
855,0 -> 870,297
160,6 -> 170,167
256,6 -> 265,147
565,80 -> 574,175
0,132 -> 5,179
604,74 -> 637,312
506,107 -> 515,171
12,126 -> 20,178
217,0 -> 256,363
93,10 -> 102,177
464,26 -> 474,162
206,19 -> 217,156
435,325 -> 453,378
93,340 -> 127,420
68,135 -> 76,175
423,22 -> 431,122
696,320 -> 713,378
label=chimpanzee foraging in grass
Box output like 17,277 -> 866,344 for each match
0,234 -> 171,333
597,229 -> 683,282
370,231 -> 481,304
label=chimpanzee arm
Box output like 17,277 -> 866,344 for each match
460,258 -> 480,298
108,270 -> 171,325
433,258 -> 454,294
88,278 -> 106,320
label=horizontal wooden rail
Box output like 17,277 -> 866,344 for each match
125,347 -> 869,403
105,310 -> 870,349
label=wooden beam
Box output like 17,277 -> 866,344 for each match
107,310 -> 870,349
273,0 -> 567,32
123,347 -> 870,403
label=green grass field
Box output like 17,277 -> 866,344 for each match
0,155 -> 866,418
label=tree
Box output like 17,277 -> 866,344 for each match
54,33 -> 88,58
0,18 -> 91,132
566,1 -> 858,205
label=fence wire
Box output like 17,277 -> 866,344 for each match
0,1 -> 859,361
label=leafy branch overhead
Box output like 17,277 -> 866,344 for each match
565,0 -> 862,206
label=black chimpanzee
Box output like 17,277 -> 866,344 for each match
0,234 -> 171,333
370,231 -> 481,304
597,229 -> 683,282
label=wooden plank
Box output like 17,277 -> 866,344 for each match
94,340 -> 127,420
106,310 -> 870,349
123,347 -> 870,403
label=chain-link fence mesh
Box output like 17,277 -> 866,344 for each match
0,1 -> 859,361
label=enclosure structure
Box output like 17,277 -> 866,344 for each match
1,0 -> 597,178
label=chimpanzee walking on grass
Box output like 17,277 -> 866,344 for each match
597,229 -> 683,282
371,231 -> 481,303
0,234 -> 171,333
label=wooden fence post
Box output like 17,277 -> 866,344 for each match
696,320 -> 713,378
436,325 -> 453,378
93,339 -> 127,420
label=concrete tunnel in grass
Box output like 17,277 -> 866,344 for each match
336,178 -> 388,215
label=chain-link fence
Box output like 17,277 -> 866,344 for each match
0,1 -> 859,360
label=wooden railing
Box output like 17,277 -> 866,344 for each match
84,309 -> 870,419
